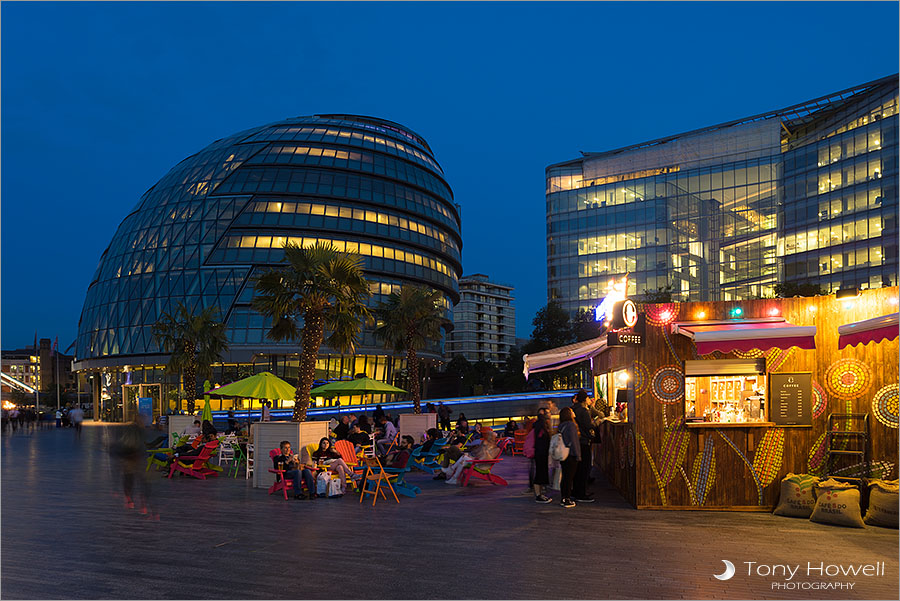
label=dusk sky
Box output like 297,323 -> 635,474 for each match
2,1 -> 898,351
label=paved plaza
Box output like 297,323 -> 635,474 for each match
1,424 -> 897,600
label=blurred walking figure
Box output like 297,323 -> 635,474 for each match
109,415 -> 157,519
69,405 -> 85,438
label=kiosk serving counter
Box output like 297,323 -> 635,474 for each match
529,287 -> 899,510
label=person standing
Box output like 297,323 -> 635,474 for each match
557,407 -> 580,508
261,401 -> 271,422
437,402 -> 451,431
55,408 -> 63,428
532,409 -> 553,503
570,390 -> 596,503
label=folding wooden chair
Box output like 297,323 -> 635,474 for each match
358,456 -> 399,506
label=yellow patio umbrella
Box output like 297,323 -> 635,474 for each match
201,380 -> 213,422
208,372 -> 297,402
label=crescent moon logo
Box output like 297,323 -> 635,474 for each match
714,559 -> 735,581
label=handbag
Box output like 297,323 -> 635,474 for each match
549,433 -> 569,462
316,471 -> 330,495
326,476 -> 343,497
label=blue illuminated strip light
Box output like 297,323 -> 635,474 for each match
214,390 -> 581,421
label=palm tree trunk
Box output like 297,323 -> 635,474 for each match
184,341 -> 197,414
295,310 -> 325,422
406,333 -> 420,414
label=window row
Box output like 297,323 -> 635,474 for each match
783,245 -> 891,276
247,143 -> 452,200
783,183 -> 889,225
245,199 -> 459,249
242,123 -> 441,172
782,215 -> 885,254
214,167 -> 458,228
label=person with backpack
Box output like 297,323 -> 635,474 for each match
531,410 -> 553,503
554,407 -> 581,508
571,389 -> 596,503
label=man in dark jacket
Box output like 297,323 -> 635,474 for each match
571,389 -> 595,503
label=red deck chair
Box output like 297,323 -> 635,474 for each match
459,458 -> 508,487
167,440 -> 220,480
267,448 -> 310,500
512,430 -> 528,456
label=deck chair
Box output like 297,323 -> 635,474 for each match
381,451 -> 420,498
459,458 -> 508,487
408,439 -> 445,474
358,455 -> 399,506
267,448 -> 310,500
245,443 -> 254,480
334,439 -> 365,483
512,430 -> 528,456
228,441 -> 246,478
167,440 -> 220,480
145,448 -> 173,472
497,437 -> 513,455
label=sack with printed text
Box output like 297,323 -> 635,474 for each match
773,473 -> 819,518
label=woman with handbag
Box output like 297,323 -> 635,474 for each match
556,407 -> 581,508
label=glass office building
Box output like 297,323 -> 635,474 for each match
547,75 -> 898,316
74,115 -> 461,419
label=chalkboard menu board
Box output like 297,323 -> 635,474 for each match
768,373 -> 812,426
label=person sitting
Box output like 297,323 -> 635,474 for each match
386,435 -> 415,468
502,419 -> 518,438
167,429 -> 218,466
333,415 -> 350,441
226,410 -> 238,434
182,420 -> 201,437
310,437 -> 354,494
447,423 -> 470,446
201,419 -> 217,438
273,441 -> 316,500
437,431 -> 500,484
347,424 -> 372,449
416,428 -> 441,454
357,415 -> 372,434
375,415 -> 398,456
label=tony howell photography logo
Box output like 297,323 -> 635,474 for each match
714,560 -> 888,590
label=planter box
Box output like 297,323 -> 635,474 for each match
251,421 -> 330,489
398,413 -> 437,445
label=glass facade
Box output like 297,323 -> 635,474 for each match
74,115 -> 461,416
445,274 -> 516,365
547,75 -> 898,316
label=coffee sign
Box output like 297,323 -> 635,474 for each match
768,372 -> 812,426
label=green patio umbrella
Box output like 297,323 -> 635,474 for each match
308,376 -> 406,396
201,380 -> 213,422
208,371 -> 297,401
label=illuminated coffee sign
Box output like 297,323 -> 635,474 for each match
607,301 -> 645,347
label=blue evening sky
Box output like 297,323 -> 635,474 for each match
2,1 -> 898,350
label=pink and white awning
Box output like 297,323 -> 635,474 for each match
838,313 -> 899,348
672,318 -> 816,355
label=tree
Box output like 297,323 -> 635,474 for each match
774,282 -> 827,298
152,302 -> 229,413
252,241 -> 371,422
374,285 -> 448,414
635,284 -> 675,303
573,308 -> 602,342
524,301 -> 573,353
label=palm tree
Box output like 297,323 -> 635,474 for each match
374,285 -> 448,414
251,241 -> 371,422
152,303 -> 229,413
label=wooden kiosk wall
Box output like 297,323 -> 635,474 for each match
597,287 -> 898,510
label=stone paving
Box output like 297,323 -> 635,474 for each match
1,424 -> 897,600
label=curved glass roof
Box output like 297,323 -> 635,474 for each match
76,115 -> 460,367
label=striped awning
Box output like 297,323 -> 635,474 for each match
673,318 -> 816,355
838,313 -> 899,348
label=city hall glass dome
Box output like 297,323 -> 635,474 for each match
75,115 -> 461,412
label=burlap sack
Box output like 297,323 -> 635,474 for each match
810,478 -> 864,528
773,473 -> 818,518
864,479 -> 898,528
